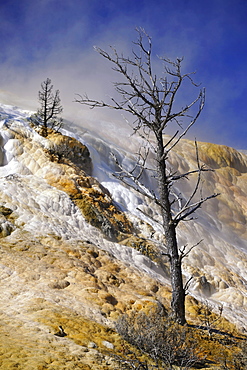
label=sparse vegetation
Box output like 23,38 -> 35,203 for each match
31,77 -> 63,136
114,305 -> 205,369
112,303 -> 247,370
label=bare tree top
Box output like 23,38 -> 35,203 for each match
76,28 -> 205,153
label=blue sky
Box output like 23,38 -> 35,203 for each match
1,0 -> 247,149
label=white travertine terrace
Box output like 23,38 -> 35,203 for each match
0,102 -> 247,333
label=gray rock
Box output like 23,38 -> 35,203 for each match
88,341 -> 97,348
102,340 -> 114,349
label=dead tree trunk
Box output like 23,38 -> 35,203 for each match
155,134 -> 186,324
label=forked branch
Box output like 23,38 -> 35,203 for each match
172,141 -> 219,224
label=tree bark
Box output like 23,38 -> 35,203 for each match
156,133 -> 186,325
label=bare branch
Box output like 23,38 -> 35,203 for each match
173,141 -> 220,224
165,88 -> 205,152
136,207 -> 164,229
168,165 -> 213,181
111,152 -> 159,204
180,240 -> 203,261
174,192 -> 219,224
184,276 -> 193,294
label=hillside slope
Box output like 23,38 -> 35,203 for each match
0,103 -> 246,368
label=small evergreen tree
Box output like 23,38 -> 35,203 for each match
32,78 -> 63,136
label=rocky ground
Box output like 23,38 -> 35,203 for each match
0,107 -> 247,368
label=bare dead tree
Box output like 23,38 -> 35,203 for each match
32,78 -> 63,136
76,28 -> 219,324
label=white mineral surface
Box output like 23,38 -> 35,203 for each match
0,102 -> 247,368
